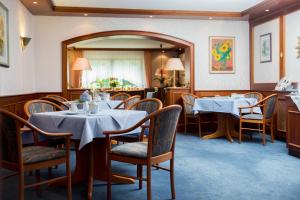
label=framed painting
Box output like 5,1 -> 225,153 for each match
209,36 -> 235,74
260,33 -> 272,63
0,2 -> 8,68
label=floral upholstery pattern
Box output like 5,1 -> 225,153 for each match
242,114 -> 263,120
111,142 -> 147,158
124,96 -> 141,109
23,146 -> 66,164
130,100 -> 161,115
182,94 -> 196,114
111,93 -> 130,100
28,103 -> 56,115
151,107 -> 181,157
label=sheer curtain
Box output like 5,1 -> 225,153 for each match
82,51 -> 146,88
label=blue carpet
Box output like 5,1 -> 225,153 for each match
1,133 -> 300,200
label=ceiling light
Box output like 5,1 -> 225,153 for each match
84,13 -> 88,16
149,16 -> 153,18
209,17 -> 213,20
33,1 -> 37,4
265,9 -> 270,12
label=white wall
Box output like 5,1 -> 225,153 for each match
253,18 -> 280,83
0,0 -> 35,96
34,16 -> 250,92
285,10 -> 300,83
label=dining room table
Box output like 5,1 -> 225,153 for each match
28,108 -> 147,200
193,96 -> 261,142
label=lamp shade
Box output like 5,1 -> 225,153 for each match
72,58 -> 92,71
165,58 -> 184,71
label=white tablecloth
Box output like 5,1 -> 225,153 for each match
193,97 -> 261,116
28,109 -> 147,149
67,100 -> 122,109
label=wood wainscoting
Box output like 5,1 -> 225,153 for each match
0,92 -> 61,119
194,90 -> 248,97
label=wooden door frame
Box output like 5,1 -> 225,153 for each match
61,30 -> 195,97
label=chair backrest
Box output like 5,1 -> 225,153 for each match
111,93 -> 131,100
181,93 -> 198,114
123,95 -> 141,109
146,92 -> 156,98
262,94 -> 278,120
147,105 -> 182,157
244,92 -> 263,102
0,109 -> 25,166
46,95 -> 68,102
41,96 -> 69,110
24,99 -> 63,119
127,98 -> 163,114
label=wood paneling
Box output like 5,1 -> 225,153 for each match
194,90 -> 248,97
279,15 -> 285,79
0,92 -> 61,119
286,96 -> 300,157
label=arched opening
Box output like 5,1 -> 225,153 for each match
61,30 -> 194,97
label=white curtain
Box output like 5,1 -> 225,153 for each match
82,51 -> 146,88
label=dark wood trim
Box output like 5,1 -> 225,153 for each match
68,48 -> 178,51
62,30 -> 195,97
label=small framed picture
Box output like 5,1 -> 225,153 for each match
260,33 -> 272,63
0,1 -> 9,68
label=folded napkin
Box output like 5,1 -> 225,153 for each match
291,96 -> 300,111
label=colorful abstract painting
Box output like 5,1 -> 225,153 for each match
209,36 -> 235,74
260,33 -> 272,63
0,2 -> 8,68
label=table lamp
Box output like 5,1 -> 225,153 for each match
72,57 -> 92,88
165,58 -> 184,87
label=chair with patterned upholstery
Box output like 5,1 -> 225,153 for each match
111,93 -> 131,101
244,92 -> 263,102
24,99 -> 63,119
115,95 -> 141,109
41,96 -> 69,110
239,94 -> 278,145
46,95 -> 68,102
114,98 -> 163,142
0,109 -> 72,200
105,105 -> 182,200
181,93 -> 202,136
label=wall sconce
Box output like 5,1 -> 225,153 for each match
20,37 -> 31,50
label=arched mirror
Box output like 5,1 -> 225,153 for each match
62,31 -> 194,98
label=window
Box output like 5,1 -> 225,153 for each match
82,51 -> 146,88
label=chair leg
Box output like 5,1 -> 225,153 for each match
198,115 -> 202,137
270,120 -> 275,143
66,155 -> 72,200
138,164 -> 143,189
147,164 -> 152,200
239,120 -> 242,143
19,171 -> 24,200
184,116 -> 187,134
35,170 -> 41,195
107,157 -> 112,200
170,158 -> 176,199
262,124 -> 266,145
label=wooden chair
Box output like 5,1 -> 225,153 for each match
181,93 -> 202,136
114,98 -> 163,142
46,95 -> 68,102
239,94 -> 278,145
0,109 -> 72,200
244,92 -> 263,102
24,99 -> 64,119
111,93 -> 131,101
104,105 -> 182,200
115,95 -> 141,109
41,96 -> 70,110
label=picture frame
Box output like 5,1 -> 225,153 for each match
0,1 -> 9,68
209,36 -> 235,74
260,33 -> 272,63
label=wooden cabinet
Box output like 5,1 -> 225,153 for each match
286,96 -> 300,157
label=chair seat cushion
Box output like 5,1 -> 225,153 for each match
23,146 -> 66,164
241,114 -> 263,120
111,142 -> 147,158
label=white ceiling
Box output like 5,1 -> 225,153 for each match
68,36 -> 175,49
52,0 -> 264,12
